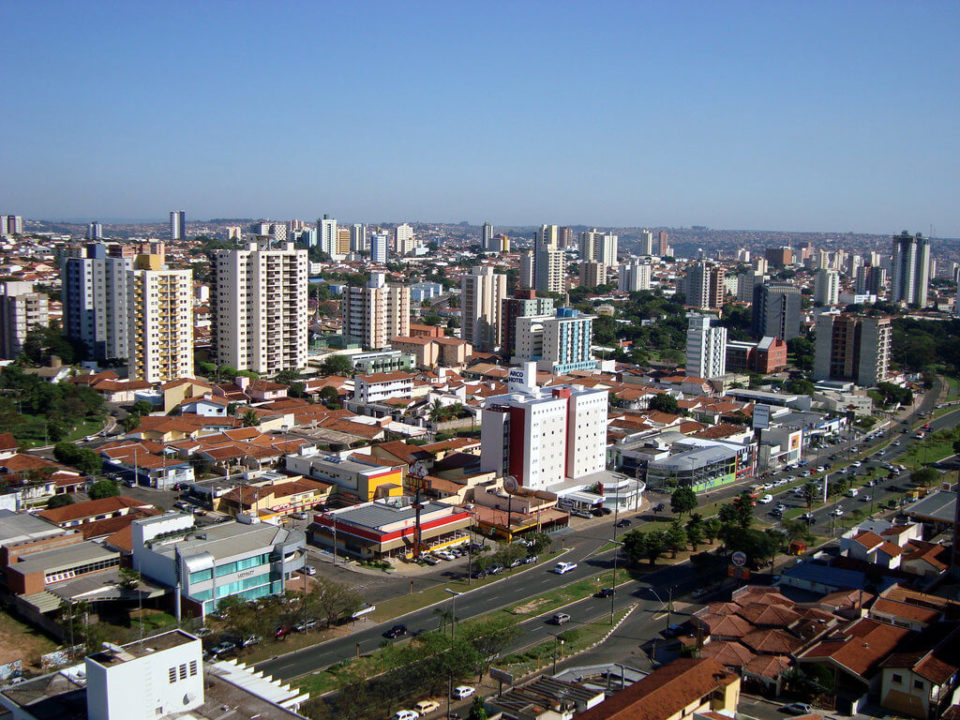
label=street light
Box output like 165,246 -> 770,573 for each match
608,539 -> 624,625
444,588 -> 460,641
552,635 -> 565,674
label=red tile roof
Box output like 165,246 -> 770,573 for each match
799,617 -> 912,677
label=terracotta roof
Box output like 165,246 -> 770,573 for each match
80,507 -> 162,540
0,433 -> 17,452
355,371 -> 416,383
742,628 -> 803,655
697,612 -> 755,639
38,496 -> 153,525
391,335 -> 432,345
799,617 -> 912,677
694,423 -> 748,440
574,658 -> 738,720
160,378 -> 212,391
247,379 -> 288,392
902,540 -> 951,571
700,640 -> 756,667
736,602 -> 802,627
870,597 -> 941,624
852,530 -> 885,550
744,654 -> 792,679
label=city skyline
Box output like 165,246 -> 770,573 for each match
2,2 -> 958,236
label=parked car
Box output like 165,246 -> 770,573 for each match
615,518 -> 631,528
194,627 -> 213,638
551,612 -> 571,625
832,507 -> 844,517
451,686 -> 475,700
415,700 -> 441,715
522,554 -> 538,564
391,711 -> 420,720
300,565 -> 317,576
241,635 -> 261,648
211,641 -> 236,656
421,555 -> 440,566
435,551 -> 456,561
759,494 -> 774,504
652,503 -> 665,513
508,557 -> 523,568
384,624 -> 408,639
470,569 -> 487,579
274,625 -> 292,640
781,703 -> 814,716
595,587 -> 614,599
590,507 -> 604,517
552,562 -> 578,575
487,564 -> 504,575
662,624 -> 685,637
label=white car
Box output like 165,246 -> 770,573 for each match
452,686 -> 475,700
832,507 -> 844,517
851,461 -> 862,468
391,711 -> 420,720
552,562 -> 578,575
435,551 -> 456,561
759,494 -> 774,504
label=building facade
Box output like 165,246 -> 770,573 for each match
752,283 -> 802,340
342,272 -> 410,349
0,281 -> 48,360
501,291 -> 554,359
813,313 -> 892,387
169,210 -> 185,241
685,314 -> 727,379
684,262 -> 725,310
128,267 -> 194,383
814,269 -> 840,306
461,266 -> 507,352
211,241 -> 309,374
891,231 -> 931,306
618,258 -> 652,292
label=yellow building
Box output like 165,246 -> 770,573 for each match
129,264 -> 194,383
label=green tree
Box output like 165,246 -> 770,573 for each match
702,517 -> 722,544
670,486 -> 697,518
47,494 -> 74,509
131,399 -> 154,416
321,355 -> 354,376
648,393 -> 679,414
467,695 -> 488,720
685,516 -> 704,550
802,481 -> 818,508
319,386 -> 340,407
911,468 -> 941,488
665,520 -> 687,558
241,409 -> 259,427
87,479 -> 120,499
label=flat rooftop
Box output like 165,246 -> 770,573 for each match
12,541 -> 118,576
907,490 -> 957,523
151,521 -> 300,562
327,499 -> 456,530
0,509 -> 67,546
88,629 -> 197,667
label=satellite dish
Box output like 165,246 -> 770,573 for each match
503,476 -> 518,494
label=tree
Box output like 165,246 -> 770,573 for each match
525,532 -> 551,555
467,695 -> 488,720
642,530 -> 667,565
319,386 -> 340,407
685,519 -> 704,551
785,378 -> 815,395
911,468 -> 941,488
241,409 -> 259,427
118,567 -> 141,591
802,482 -> 818,508
670,487 -> 697,518
275,369 -> 301,386
321,355 -> 354,377
131,399 -> 154,417
47,494 -> 74,508
87,479 -> 120,500
702,517 -> 722,544
648,394 -> 679,414
665,520 -> 687,558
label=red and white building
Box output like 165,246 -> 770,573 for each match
479,362 -> 608,491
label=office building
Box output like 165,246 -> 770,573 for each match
0,215 -> 24,236
131,513 -> 305,617
515,308 -> 596,374
370,232 -> 389,264
500,290 -> 554,359
814,269 -> 840,306
169,210 -> 185,241
481,221 -> 495,250
535,247 -> 565,294
658,230 -> 669,256
86,221 -> 104,240
752,283 -> 802,340
211,241 -> 309,374
814,313 -> 892,387
288,218 -> 305,233
0,281 -> 48,359
519,251 -> 535,289
350,223 -> 367,252
856,265 -> 886,295
480,363 -> 607,490
685,314 -> 727,379
640,229 -> 655,256
764,246 -> 792,267
736,271 -> 762,303
342,272 -> 409,349
294,227 -> 316,247
462,266 -> 507,352
335,227 -> 350,257
394,222 -> 416,255
618,258 -> 652,292
683,262 -> 725,310
891,231 -> 931,306
580,260 -> 606,288
725,336 -> 788,374
318,215 -> 337,257
62,243 -> 135,361
128,262 -> 193,383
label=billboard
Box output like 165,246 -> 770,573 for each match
753,404 -> 771,430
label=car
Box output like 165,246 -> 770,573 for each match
274,625 -> 292,640
241,635 -> 261,647
599,507 -> 613,515
590,507 -> 604,517
470,569 -> 487,579
771,508 -> 783,519
802,512 -> 815,524
832,507 -> 844,517
211,641 -> 236,656
522,554 -> 538,564
615,518 -> 631,528
552,562 -> 578,575
384,624 -> 408,639
800,470 -> 811,477
451,686 -> 475,700
508,558 -> 523,568
867,479 -> 876,487
435,551 -> 456,561
861,495 -> 871,502
652,503 -> 665,513
289,511 -> 306,520
781,703 -> 814,716
816,466 -> 825,473
846,488 -> 859,498
421,555 -> 440,566
662,624 -> 685,638
759,494 -> 774,504
487,563 -> 504,575
894,441 -> 902,446
415,700 -> 441,715
194,627 -> 213,637
391,711 -> 420,720
595,587 -> 614,599
851,461 -> 862,467
300,565 -> 317,576
551,612 -> 571,625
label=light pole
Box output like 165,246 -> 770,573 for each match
552,635 -> 565,674
444,588 -> 460,641
609,539 -> 624,625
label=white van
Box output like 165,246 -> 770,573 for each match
552,562 -> 578,575
846,488 -> 859,498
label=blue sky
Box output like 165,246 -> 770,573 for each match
2,1 -> 958,235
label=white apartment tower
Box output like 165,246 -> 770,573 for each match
211,241 -> 309,374
0,280 -> 48,360
128,267 -> 194,383
350,223 -> 367,252
342,272 -> 410,349
169,210 -> 185,241
814,269 -> 840,306
519,251 -> 535,289
618,258 -> 651,292
640,229 -> 655,256
462,266 -> 507,352
319,216 -> 338,257
370,232 -> 389,264
394,223 -> 416,255
891,231 -> 931,306
685,314 -> 727,379
535,248 -> 565,294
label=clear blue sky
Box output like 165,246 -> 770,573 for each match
2,1 -> 958,235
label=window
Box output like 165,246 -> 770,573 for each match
168,667 -> 176,683
914,679 -> 924,691
179,664 -> 187,680
189,660 -> 198,676
892,673 -> 903,685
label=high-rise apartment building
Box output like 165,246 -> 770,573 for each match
128,263 -> 193,383
318,216 -> 337,257
394,223 -> 416,255
597,233 -> 618,266
580,260 -> 606,288
618,258 -> 652,292
342,272 -> 410,349
500,290 -> 555,359
657,230 -> 669,256
86,222 -> 104,240
752,283 -> 802,340
890,231 -> 930,307
535,248 -> 564,294
62,243 -> 135,361
640,229 -> 655,256
685,314 -> 727,379
226,225 -> 242,242
370,232 -> 389,264
683,262 -> 725,310
0,216 -> 24,236
480,363 -> 607,490
579,230 -> 600,262
515,308 -> 596,374
461,266 -> 507,351
537,225 -> 560,251
736,271 -> 763,304
519,251 -> 535,290
0,281 -> 48,360
813,313 -> 892,387
336,227 -> 351,257
558,226 -> 574,249
481,222 -> 495,251
211,241 -> 309,374
350,223 -> 367,252
764,247 -> 792,267
855,265 -> 886,296
814,269 -> 840,306
169,211 -> 185,241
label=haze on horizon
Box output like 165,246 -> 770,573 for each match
2,2 -> 958,237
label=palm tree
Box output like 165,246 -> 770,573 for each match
241,409 -> 259,427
